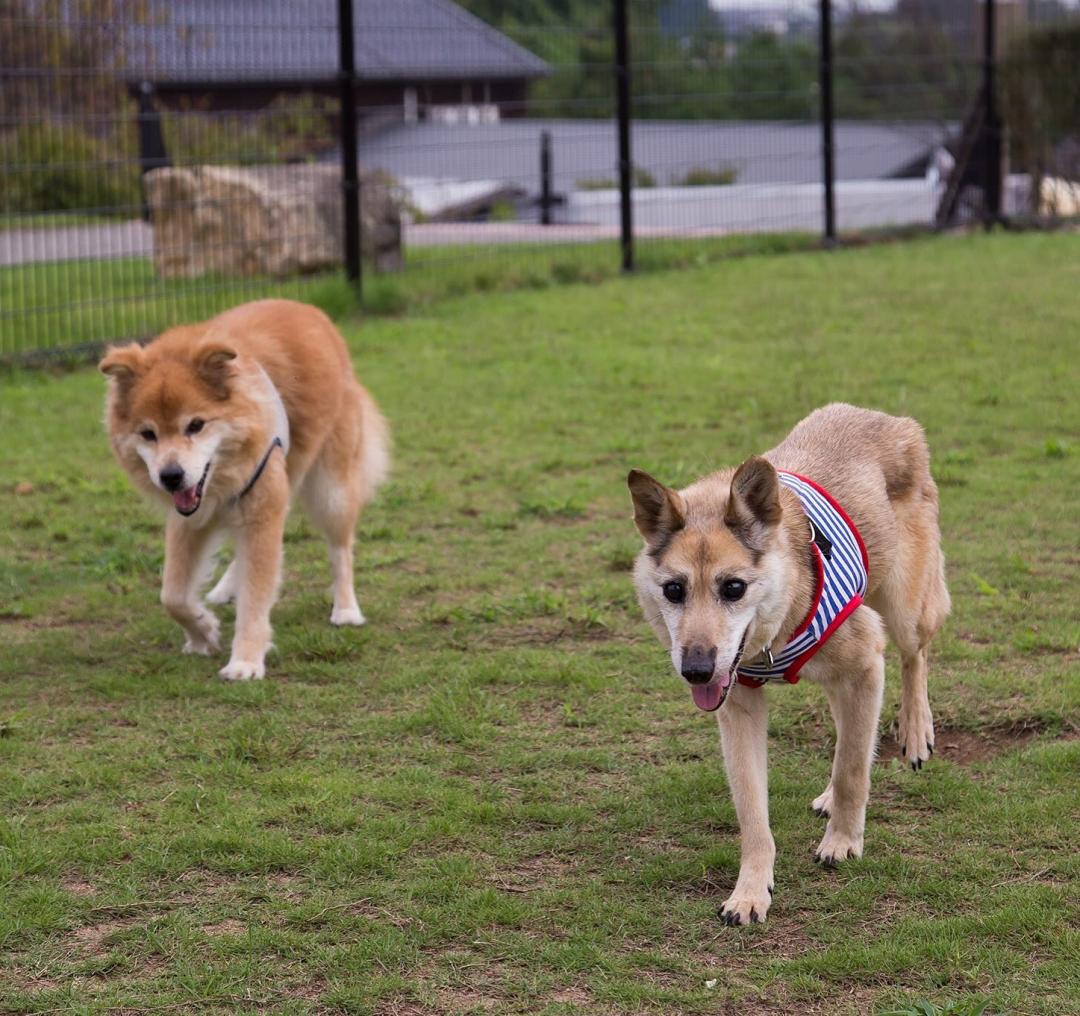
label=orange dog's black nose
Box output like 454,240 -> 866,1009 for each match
159,464 -> 185,491
681,645 -> 717,683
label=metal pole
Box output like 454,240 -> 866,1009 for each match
338,0 -> 361,287
135,81 -> 169,221
819,0 -> 836,246
540,129 -> 553,226
613,0 -> 634,272
982,0 -> 1002,227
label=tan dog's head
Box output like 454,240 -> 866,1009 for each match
99,336 -> 238,518
628,457 -> 789,712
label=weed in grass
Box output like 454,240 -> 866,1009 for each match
969,573 -> 1001,597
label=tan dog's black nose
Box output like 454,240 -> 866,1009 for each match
159,464 -> 185,491
681,645 -> 716,683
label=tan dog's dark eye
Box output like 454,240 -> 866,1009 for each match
140,429 -> 156,442
186,418 -> 205,436
721,579 -> 747,601
662,581 -> 685,604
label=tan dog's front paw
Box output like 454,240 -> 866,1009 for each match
897,704 -> 935,771
811,784 -> 834,819
814,827 -> 863,867
720,883 -> 773,926
219,659 -> 265,681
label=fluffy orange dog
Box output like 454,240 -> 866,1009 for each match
100,299 -> 389,680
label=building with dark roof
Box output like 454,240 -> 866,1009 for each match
125,0 -> 550,125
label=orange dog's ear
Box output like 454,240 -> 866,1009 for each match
195,342 -> 237,398
98,343 -> 145,389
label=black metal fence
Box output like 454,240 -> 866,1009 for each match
2,0 -> 1078,362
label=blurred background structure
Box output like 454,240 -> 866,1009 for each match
2,0 -> 1079,360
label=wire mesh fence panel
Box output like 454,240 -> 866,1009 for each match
2,1 -> 1079,362
0,2 -> 365,361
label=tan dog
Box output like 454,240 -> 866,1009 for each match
628,404 -> 949,924
100,299 -> 389,680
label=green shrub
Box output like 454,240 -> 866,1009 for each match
575,166 -> 656,191
1002,21 -> 1080,212
487,199 -> 516,222
0,122 -> 139,214
161,92 -> 337,168
678,165 -> 738,187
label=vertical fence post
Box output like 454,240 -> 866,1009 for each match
613,0 -> 634,272
338,0 -> 362,289
134,80 -> 169,222
982,0 -> 1002,227
819,0 -> 836,246
540,130 -> 553,225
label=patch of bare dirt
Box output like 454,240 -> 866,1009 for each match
200,918 -> 247,937
61,878 -> 96,897
487,853 -> 571,895
878,720 -> 1055,766
69,918 -> 136,957
346,899 -> 422,931
1,970 -> 61,994
283,976 -> 328,1001
548,986 -> 592,1005
478,619 -> 629,648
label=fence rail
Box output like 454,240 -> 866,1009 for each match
2,0 -> 1078,363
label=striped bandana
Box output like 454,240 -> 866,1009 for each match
736,471 -> 869,687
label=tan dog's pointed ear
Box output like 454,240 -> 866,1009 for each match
196,342 -> 237,399
98,343 -> 145,387
628,469 -> 686,547
725,456 -> 782,550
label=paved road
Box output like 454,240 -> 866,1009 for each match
0,220 -> 153,267
0,218 -> 636,268
0,175 -> 1029,268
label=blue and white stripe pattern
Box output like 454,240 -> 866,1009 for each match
737,471 -> 869,686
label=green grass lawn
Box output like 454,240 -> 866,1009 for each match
1,231 -> 1078,1016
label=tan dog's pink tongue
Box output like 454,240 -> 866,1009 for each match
173,487 -> 198,513
691,680 -> 723,712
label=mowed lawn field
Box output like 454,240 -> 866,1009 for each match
1,232 -> 1077,1016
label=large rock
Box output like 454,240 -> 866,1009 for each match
144,164 -> 402,279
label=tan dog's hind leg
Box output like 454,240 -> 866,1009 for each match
221,462 -> 288,681
717,683 -> 775,924
206,557 -> 238,605
897,646 -> 934,768
814,610 -> 886,866
871,536 -> 949,769
161,519 -> 221,655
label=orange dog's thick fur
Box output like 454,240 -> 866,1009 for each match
100,299 -> 389,680
629,404 -> 949,924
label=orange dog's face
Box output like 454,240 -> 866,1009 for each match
100,338 -> 239,518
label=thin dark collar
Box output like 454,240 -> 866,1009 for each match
231,436 -> 284,505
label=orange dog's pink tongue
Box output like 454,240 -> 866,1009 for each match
691,680 -> 723,712
173,487 -> 199,513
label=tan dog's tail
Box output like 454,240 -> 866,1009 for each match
357,385 -> 391,503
